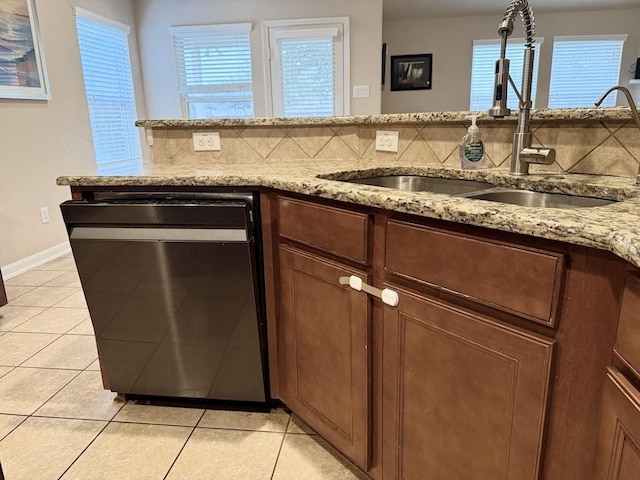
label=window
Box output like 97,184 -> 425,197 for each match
548,35 -> 626,108
470,38 -> 543,112
265,18 -> 350,117
170,24 -> 253,119
74,8 -> 142,175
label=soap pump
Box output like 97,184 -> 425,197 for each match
459,114 -> 487,170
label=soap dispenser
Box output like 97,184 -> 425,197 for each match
459,115 -> 487,170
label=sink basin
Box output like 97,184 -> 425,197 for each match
347,175 -> 494,195
466,189 -> 617,209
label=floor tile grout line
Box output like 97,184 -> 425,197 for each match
54,417 -> 112,480
28,369 -> 84,418
161,415 -> 205,480
0,414 -> 28,443
269,415 -> 292,479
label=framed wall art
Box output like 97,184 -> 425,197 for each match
390,53 -> 432,91
0,0 -> 50,100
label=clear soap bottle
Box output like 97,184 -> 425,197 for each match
459,115 -> 487,170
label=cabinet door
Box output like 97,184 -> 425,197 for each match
382,286 -> 554,480
0,268 -> 6,307
592,368 -> 640,480
279,245 -> 371,469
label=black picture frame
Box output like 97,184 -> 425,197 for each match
390,54 -> 432,91
381,43 -> 387,85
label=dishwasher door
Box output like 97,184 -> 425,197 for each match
61,195 -> 267,403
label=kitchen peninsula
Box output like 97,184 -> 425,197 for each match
58,107 -> 640,480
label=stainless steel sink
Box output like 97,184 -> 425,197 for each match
465,189 -> 616,208
347,175 -> 494,195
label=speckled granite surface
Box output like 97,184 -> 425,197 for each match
57,160 -> 640,269
136,107 -> 636,128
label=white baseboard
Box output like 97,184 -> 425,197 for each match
2,241 -> 72,279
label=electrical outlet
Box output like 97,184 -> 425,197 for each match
40,206 -> 50,224
375,130 -> 399,153
193,132 -> 221,151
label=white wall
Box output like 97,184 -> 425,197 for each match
134,0 -> 383,118
0,0 -> 146,268
382,8 -> 640,113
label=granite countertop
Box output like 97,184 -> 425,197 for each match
57,158 -> 640,269
136,107 -> 636,128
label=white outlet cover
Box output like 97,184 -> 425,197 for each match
375,130 -> 399,153
353,85 -> 370,98
193,132 -> 221,151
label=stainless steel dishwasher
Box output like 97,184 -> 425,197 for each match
60,192 -> 268,403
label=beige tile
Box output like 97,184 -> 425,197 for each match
4,270 -> 66,287
35,370 -> 123,421
272,434 -> 368,480
534,122 -> 611,171
218,137 -> 264,163
267,137 -> 309,160
61,422 -> 191,480
420,124 -> 468,162
12,307 -> 89,334
335,127 -> 360,156
570,136 -> 639,177
289,127 -> 335,158
0,332 -> 60,366
482,125 -> 516,167
0,366 -> 12,378
4,285 -> 35,302
316,137 -> 359,160
22,334 -> 98,370
198,408 -> 290,432
53,291 -> 88,308
0,305 -> 46,331
287,414 -> 317,435
241,127 -> 286,158
166,428 -> 283,480
85,359 -> 101,371
67,318 -> 95,335
35,256 -> 78,271
114,403 -> 203,427
9,286 -> 78,308
0,367 -> 79,415
614,122 -> 640,161
0,414 -> 25,440
43,271 -> 82,288
397,136 -> 441,165
0,417 -> 105,480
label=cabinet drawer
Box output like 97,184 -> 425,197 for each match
385,220 -> 565,326
615,273 -> 640,374
278,197 -> 370,264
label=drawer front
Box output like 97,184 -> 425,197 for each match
615,273 -> 640,374
278,197 -> 370,264
385,220 -> 565,325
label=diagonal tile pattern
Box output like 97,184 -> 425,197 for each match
0,254 -> 369,479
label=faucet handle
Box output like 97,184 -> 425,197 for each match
520,147 -> 556,165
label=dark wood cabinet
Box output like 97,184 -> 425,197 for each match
381,286 -> 554,480
0,268 -> 6,307
592,368 -> 640,479
278,244 -> 372,470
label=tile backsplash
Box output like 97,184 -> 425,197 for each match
148,118 -> 640,177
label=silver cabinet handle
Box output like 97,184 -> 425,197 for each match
339,275 -> 399,307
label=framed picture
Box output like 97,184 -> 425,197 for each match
0,0 -> 50,100
390,54 -> 432,91
381,43 -> 387,85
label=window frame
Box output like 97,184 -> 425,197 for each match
169,23 -> 254,119
73,7 -> 142,175
548,34 -> 627,109
262,17 -> 350,118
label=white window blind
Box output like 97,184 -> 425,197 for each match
548,35 -> 626,108
170,24 -> 254,119
266,19 -> 349,118
470,38 -> 543,112
74,8 -> 142,175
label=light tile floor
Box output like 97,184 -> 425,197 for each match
0,255 -> 367,480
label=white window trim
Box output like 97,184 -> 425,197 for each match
262,17 -> 350,117
169,23 -> 253,119
73,7 -> 130,33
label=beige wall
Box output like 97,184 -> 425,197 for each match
134,0 -> 383,118
382,8 -> 640,113
0,0 -> 146,268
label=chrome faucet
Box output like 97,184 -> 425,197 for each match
595,86 -> 640,185
488,0 -> 555,176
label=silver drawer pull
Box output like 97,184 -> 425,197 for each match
339,275 -> 399,307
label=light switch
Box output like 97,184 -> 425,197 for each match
353,85 -> 370,98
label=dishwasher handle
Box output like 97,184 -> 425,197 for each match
69,226 -> 248,243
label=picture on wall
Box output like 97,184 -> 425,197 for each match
390,54 -> 432,91
0,0 -> 50,99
